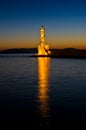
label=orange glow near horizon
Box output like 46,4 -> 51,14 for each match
0,41 -> 37,50
0,32 -> 86,50
0,40 -> 86,50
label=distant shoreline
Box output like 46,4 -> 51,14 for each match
0,48 -> 86,58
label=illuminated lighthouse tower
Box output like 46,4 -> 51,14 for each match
38,25 -> 51,56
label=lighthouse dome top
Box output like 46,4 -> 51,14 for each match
41,25 -> 45,29
41,25 -> 44,28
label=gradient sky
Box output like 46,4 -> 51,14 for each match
0,0 -> 86,50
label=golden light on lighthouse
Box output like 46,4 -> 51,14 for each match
38,25 -> 51,56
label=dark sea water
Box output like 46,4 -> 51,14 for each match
0,54 -> 86,129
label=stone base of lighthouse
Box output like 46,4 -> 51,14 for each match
38,44 -> 51,56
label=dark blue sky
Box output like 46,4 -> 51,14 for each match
0,0 -> 86,49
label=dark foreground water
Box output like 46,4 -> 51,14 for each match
0,54 -> 86,129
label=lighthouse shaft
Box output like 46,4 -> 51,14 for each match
40,26 -> 45,46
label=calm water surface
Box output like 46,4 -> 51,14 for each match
0,54 -> 86,129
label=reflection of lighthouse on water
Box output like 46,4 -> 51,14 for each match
37,57 -> 50,127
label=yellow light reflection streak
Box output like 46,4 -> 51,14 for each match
37,57 -> 50,127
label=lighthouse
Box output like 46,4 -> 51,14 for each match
38,25 -> 51,56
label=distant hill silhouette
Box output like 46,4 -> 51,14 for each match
0,48 -> 86,58
50,48 -> 86,58
0,48 -> 37,54
64,48 -> 76,50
